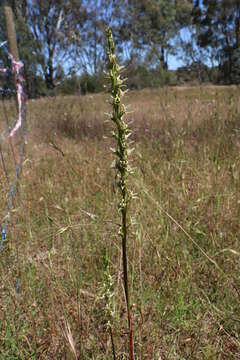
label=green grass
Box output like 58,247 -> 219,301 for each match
0,85 -> 240,358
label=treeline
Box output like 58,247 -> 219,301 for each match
1,1 -> 240,97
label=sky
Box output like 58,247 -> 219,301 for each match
168,55 -> 185,70
168,28 -> 192,70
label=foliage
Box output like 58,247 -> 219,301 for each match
120,0 -> 192,69
231,46 -> 240,84
2,1 -> 240,92
126,64 -> 177,88
79,72 -> 104,94
176,61 -> 211,83
192,0 -> 240,83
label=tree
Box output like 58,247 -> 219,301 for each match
77,0 -> 112,75
120,0 -> 192,69
26,0 -> 85,89
13,1 -> 41,96
192,0 -> 240,83
72,0 -> 126,76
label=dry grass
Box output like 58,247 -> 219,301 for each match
1,86 -> 240,359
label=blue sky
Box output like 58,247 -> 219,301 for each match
168,55 -> 185,70
168,28 -> 192,70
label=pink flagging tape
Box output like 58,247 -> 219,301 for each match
0,49 -> 24,137
8,53 -> 24,137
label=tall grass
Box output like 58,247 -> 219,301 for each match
1,85 -> 240,358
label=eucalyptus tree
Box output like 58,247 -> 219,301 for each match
119,0 -> 192,69
77,0 -> 111,75
26,0 -> 86,89
192,0 -> 240,82
72,0 -> 125,76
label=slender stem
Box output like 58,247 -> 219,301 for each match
122,208 -> 129,309
110,327 -> 117,360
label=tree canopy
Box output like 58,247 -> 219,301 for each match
1,0 -> 239,96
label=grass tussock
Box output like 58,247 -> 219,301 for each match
0,85 -> 240,358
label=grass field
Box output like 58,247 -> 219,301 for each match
1,86 -> 240,359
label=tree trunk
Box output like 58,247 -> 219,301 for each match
94,21 -> 97,74
45,60 -> 55,89
160,46 -> 168,69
